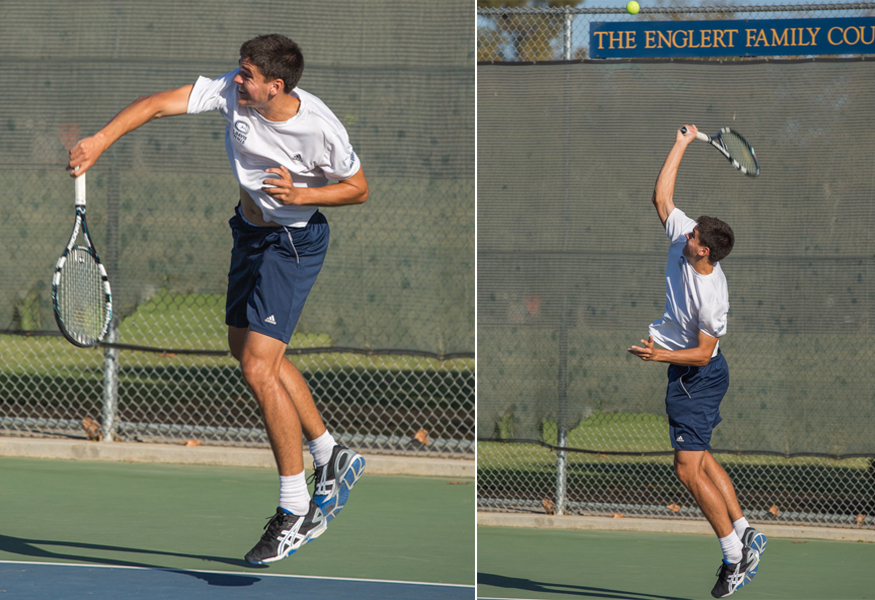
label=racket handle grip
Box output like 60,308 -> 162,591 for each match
74,172 -> 86,206
680,126 -> 710,142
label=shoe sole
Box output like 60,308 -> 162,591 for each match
735,548 -> 761,592
320,453 -> 366,523
748,531 -> 767,555
246,519 -> 329,565
744,532 -> 767,580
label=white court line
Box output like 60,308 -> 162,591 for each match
0,559 -> 474,589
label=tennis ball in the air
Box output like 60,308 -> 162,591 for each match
626,1 -> 640,14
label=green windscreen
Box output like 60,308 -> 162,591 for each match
478,60 -> 875,457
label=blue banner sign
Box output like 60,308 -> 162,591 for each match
590,17 -> 875,59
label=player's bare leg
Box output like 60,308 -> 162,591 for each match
230,326 -> 327,441
676,450 -> 760,597
702,451 -> 743,523
237,329 -> 304,475
674,450 -> 734,538
279,358 -> 328,441
704,451 -> 768,558
229,326 -> 364,526
230,326 -> 327,564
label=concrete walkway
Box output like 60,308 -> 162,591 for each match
0,436 -> 474,478
478,510 -> 875,543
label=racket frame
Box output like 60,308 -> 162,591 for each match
682,126 -> 760,177
52,173 -> 113,347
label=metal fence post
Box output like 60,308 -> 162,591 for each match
102,150 -> 121,442
563,7 -> 573,60
556,294 -> 569,515
102,321 -> 119,441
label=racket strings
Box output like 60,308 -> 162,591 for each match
57,247 -> 107,345
721,131 -> 759,175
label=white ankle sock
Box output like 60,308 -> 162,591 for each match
719,531 -> 744,564
279,472 -> 310,515
308,431 -> 337,468
733,517 -> 751,539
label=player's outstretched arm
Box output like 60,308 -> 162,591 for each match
263,165 -> 369,207
652,125 -> 697,228
68,85 -> 194,176
627,329 -> 718,367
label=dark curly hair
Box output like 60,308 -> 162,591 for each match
696,215 -> 735,263
240,34 -> 304,94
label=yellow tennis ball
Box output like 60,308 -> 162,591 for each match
626,1 -> 640,14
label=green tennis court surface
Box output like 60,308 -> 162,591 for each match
478,525 -> 874,600
0,457 -> 474,589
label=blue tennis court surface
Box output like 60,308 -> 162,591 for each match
0,561 -> 474,599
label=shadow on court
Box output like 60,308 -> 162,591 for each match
0,561 -> 472,599
0,534 -> 260,572
478,573 -> 693,600
0,457 -> 474,588
0,534 -> 266,587
478,525 -> 875,600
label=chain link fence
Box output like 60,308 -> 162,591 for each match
1,331 -> 473,454
478,2 -> 875,62
478,3 -> 875,527
0,0 -> 474,457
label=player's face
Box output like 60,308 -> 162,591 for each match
235,59 -> 279,106
683,226 -> 708,260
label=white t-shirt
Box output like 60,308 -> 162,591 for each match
648,208 -> 729,357
187,70 -> 360,227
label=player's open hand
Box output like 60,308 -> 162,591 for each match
628,335 -> 658,361
263,165 -> 302,205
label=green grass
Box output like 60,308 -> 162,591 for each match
478,413 -> 874,521
1,291 -> 474,443
479,411 -> 873,470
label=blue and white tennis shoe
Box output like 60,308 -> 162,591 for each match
310,444 -> 366,523
244,501 -> 327,564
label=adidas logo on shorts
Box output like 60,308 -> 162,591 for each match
264,315 -> 277,325
676,435 -> 684,442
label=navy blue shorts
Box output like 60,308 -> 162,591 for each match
665,352 -> 729,451
226,208 -> 329,344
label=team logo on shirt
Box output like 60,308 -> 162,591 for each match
233,120 -> 250,145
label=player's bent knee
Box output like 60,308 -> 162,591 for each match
674,463 -> 698,487
239,357 -> 273,389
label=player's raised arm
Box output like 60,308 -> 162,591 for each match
652,125 -> 697,229
68,84 -> 194,176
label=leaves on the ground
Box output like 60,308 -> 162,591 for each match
81,417 -> 101,441
542,498 -> 555,515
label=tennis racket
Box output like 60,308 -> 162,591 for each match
682,126 -> 760,177
52,172 -> 113,347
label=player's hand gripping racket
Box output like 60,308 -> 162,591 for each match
52,172 -> 113,347
682,126 -> 760,177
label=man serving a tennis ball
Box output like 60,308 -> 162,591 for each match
67,34 -> 368,565
628,126 -> 765,598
